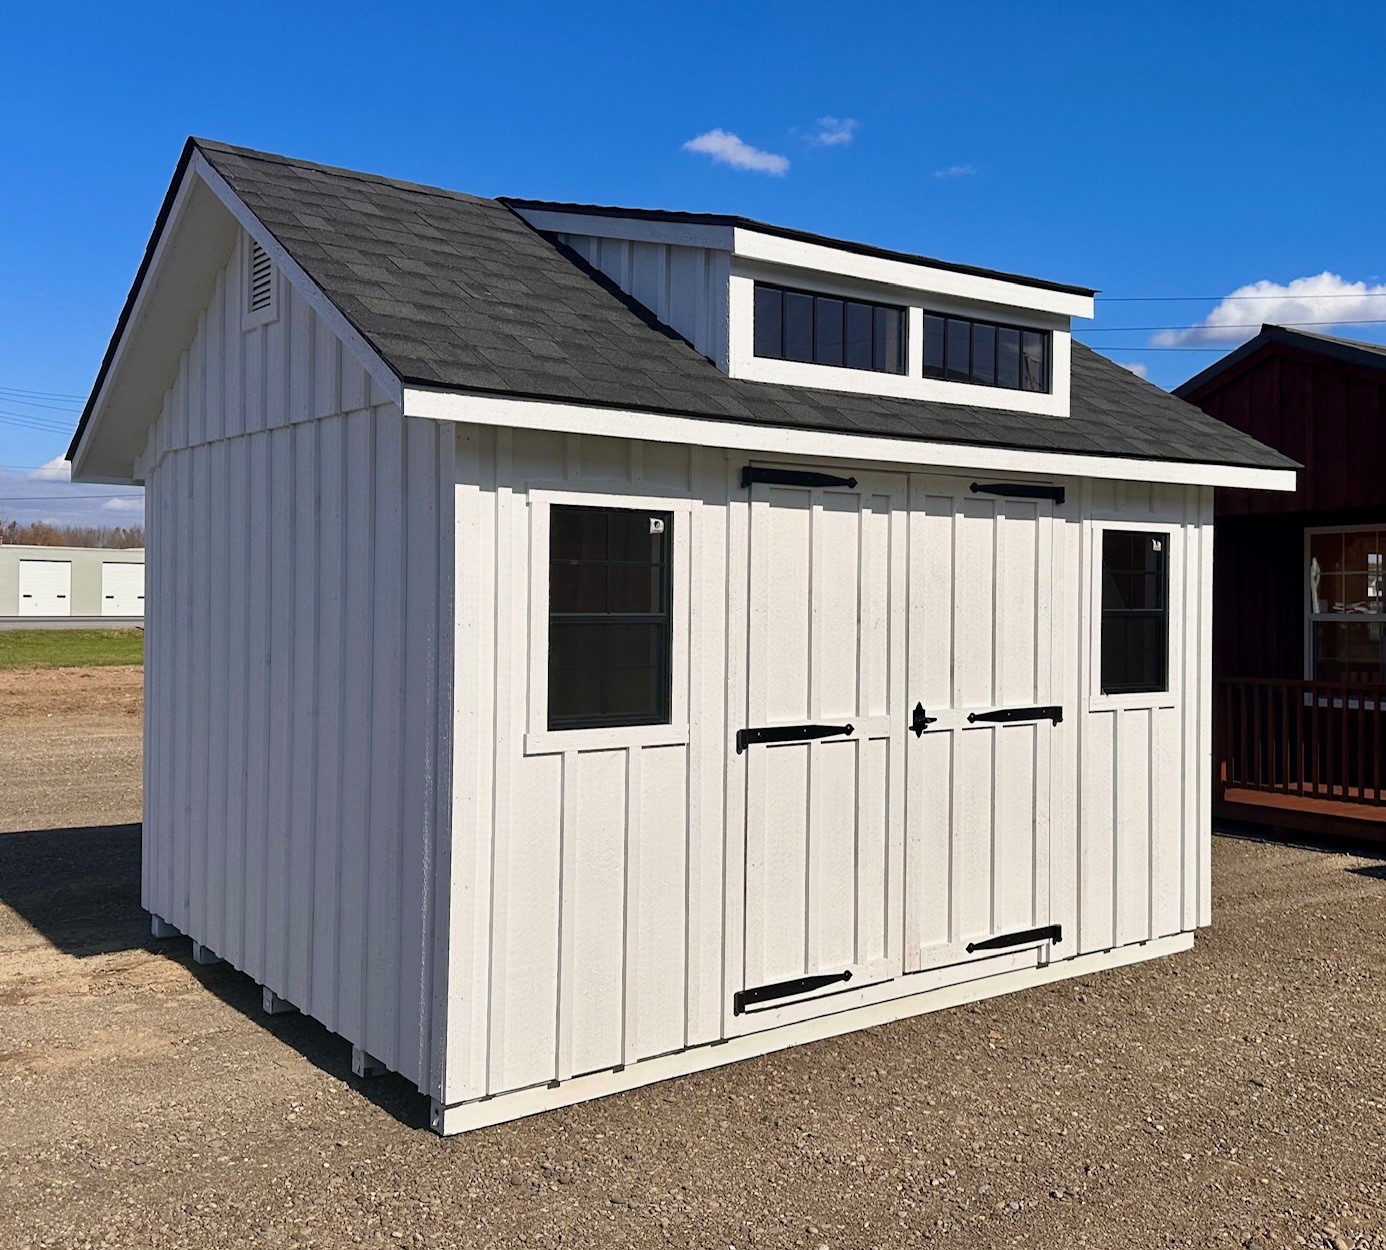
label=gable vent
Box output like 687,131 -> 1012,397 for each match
249,241 -> 274,312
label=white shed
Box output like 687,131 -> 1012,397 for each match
69,139 -> 1295,1134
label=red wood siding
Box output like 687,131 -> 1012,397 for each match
1185,343 -> 1386,517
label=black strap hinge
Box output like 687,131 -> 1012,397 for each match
736,723 -> 854,754
743,466 -> 858,490
966,924 -> 1062,954
969,481 -> 1065,505
967,705 -> 1063,725
734,969 -> 853,1015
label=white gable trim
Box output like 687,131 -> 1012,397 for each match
402,386 -> 1296,492
189,151 -> 401,404
72,150 -> 402,483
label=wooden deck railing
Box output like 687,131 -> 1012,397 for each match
1216,677 -> 1386,807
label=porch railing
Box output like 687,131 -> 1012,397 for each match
1216,677 -> 1386,808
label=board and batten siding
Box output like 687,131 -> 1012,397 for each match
442,425 -> 1215,1112
139,233 -> 455,1096
555,233 -> 731,370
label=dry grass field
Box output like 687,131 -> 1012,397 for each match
2,664 -> 1385,1249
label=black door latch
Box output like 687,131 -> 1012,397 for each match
910,702 -> 937,737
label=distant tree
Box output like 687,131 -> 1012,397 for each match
0,516 -> 144,548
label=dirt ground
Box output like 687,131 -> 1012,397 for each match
2,667 -> 1385,1249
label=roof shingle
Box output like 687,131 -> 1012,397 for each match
195,139 -> 1294,472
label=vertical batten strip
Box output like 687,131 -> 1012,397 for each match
622,746 -> 643,1066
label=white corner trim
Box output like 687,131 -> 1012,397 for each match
429,930 -> 1195,1134
189,151 -> 402,407
404,387 -> 1298,492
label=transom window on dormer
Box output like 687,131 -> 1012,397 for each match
753,283 -> 905,374
923,313 -> 1049,393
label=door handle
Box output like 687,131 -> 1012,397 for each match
910,702 -> 937,738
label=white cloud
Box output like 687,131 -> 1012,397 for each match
0,463 -> 142,527
811,117 -> 859,147
1154,272 -> 1386,347
933,164 -> 976,180
1117,361 -> 1150,380
31,456 -> 71,482
682,129 -> 789,176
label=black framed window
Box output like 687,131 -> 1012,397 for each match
1100,531 -> 1169,695
753,283 -> 905,374
548,506 -> 673,730
922,312 -> 1051,393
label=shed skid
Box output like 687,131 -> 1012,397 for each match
430,932 -> 1192,1135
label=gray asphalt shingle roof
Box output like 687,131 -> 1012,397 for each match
195,139 -> 1293,471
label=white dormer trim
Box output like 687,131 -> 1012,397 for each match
512,204 -> 1092,420
731,227 -> 1093,321
726,264 -> 1073,418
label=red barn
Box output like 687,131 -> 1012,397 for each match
1177,325 -> 1386,840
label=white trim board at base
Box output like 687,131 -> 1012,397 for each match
429,930 -> 1195,1136
404,389 -> 1296,493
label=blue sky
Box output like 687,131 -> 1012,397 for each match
2,0 -> 1383,523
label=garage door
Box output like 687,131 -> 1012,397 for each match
734,466 -> 906,1025
18,560 -> 72,616
905,476 -> 1059,974
101,562 -> 145,616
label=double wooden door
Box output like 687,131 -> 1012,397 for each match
733,466 -> 1059,1026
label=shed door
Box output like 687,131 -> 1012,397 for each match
18,560 -> 72,616
905,476 -> 1058,974
101,562 -> 145,616
735,468 -> 906,1025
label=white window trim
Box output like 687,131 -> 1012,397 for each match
726,267 -> 1072,418
241,236 -> 279,331
523,482 -> 696,756
1087,519 -> 1180,713
1302,521 -> 1386,683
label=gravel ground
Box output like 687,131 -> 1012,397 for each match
2,666 -> 1385,1249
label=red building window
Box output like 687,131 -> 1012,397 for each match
1307,526 -> 1386,684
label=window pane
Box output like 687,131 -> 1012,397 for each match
922,314 -> 945,378
606,510 -> 665,561
1021,330 -> 1048,392
945,318 -> 970,382
784,292 -> 814,362
971,323 -> 996,386
551,507 -> 607,562
874,306 -> 904,373
1309,531 -> 1345,578
845,302 -> 874,369
1100,530 -> 1169,694
550,561 -> 607,613
548,506 -> 673,730
1313,620 -> 1386,684
815,297 -> 844,367
997,327 -> 1021,388
607,564 -> 663,613
753,285 -> 783,359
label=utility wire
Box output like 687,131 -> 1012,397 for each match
1079,319 -> 1386,334
1097,291 -> 1386,302
0,493 -> 141,502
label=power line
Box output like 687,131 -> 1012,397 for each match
0,492 -> 141,502
0,385 -> 88,400
1079,319 -> 1386,334
1097,291 -> 1386,302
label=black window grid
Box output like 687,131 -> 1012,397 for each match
753,282 -> 906,375
1099,533 -> 1170,695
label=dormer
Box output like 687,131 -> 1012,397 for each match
504,202 -> 1095,419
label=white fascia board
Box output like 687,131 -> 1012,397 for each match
70,165 -> 202,480
508,207 -> 736,253
404,387 -> 1297,492
733,228 -> 1095,321
190,152 -> 402,406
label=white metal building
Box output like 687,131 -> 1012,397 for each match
69,139 -> 1295,1134
0,544 -> 144,622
